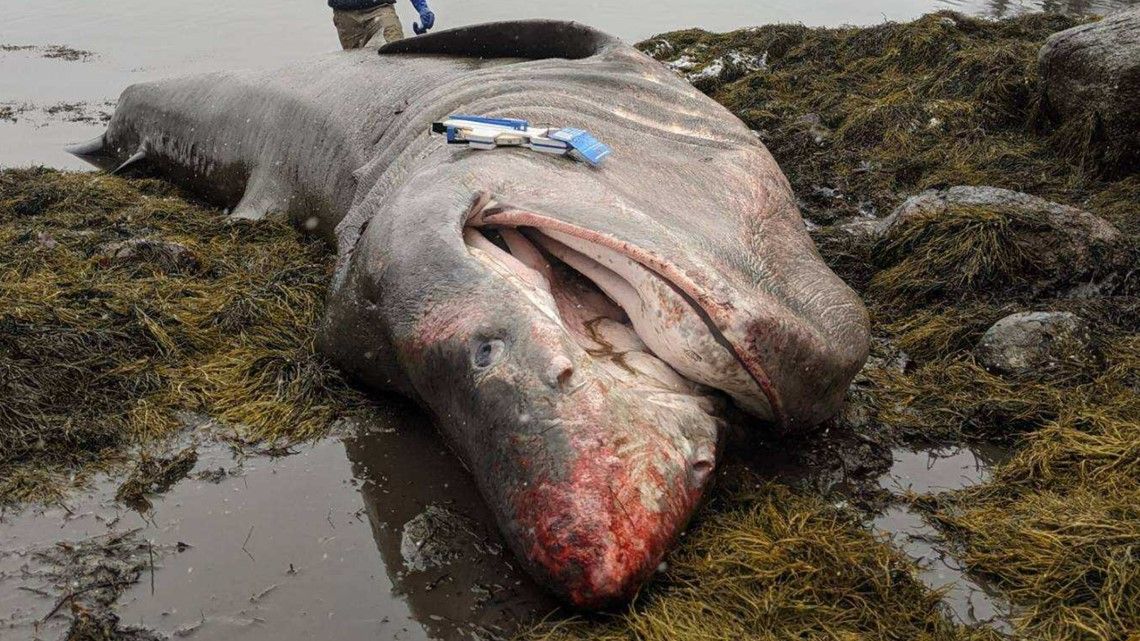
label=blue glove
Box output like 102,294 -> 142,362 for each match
410,0 -> 434,34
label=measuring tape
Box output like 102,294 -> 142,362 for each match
431,115 -> 612,167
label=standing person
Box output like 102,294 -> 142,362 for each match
329,0 -> 435,50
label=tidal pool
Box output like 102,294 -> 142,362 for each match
871,446 -> 1014,631
1,423 -> 1015,640
0,409 -> 553,641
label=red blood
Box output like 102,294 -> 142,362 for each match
512,439 -> 703,607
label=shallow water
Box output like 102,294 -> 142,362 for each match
1,0 -> 1136,169
871,446 -> 1014,630
0,409 -> 552,641
0,427 -> 1017,639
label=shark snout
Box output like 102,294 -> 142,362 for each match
509,439 -> 713,606
496,386 -> 721,607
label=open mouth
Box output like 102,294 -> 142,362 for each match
463,207 -> 774,420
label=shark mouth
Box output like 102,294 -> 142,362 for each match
464,206 -> 775,420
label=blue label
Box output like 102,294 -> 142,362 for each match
550,128 -> 612,166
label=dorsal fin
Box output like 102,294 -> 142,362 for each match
378,20 -> 620,60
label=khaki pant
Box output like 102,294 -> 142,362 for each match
333,5 -> 404,50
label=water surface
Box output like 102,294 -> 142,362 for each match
0,410 -> 552,641
2,0 -> 1135,168
871,446 -> 1013,630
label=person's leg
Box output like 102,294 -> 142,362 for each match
332,10 -> 358,50
332,7 -> 385,50
376,4 -> 405,44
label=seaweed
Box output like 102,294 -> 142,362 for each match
1,8 -> 1137,641
114,447 -> 199,511
869,204 -> 1055,309
642,12 -> 1102,225
529,10 -> 1140,641
0,168 -> 370,504
920,348 -> 1140,640
530,479 -> 1001,641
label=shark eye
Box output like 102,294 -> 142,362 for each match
473,339 -> 505,368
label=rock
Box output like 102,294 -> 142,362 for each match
400,505 -> 498,572
98,237 -> 201,273
642,38 -> 674,59
718,50 -> 767,82
878,185 -> 1124,293
975,311 -> 1093,376
794,112 -> 831,146
1038,8 -> 1140,174
687,57 -> 726,86
687,51 -> 767,89
880,186 -> 1118,242
665,53 -> 699,72
835,217 -> 887,238
36,232 -> 57,249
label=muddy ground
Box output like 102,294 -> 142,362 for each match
1,9 -> 1137,641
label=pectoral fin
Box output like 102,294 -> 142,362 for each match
111,149 -> 148,175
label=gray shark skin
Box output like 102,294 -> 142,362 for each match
69,21 -> 870,608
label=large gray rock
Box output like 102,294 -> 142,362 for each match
1038,8 -> 1140,174
880,186 -> 1119,242
878,185 -> 1123,294
399,505 -> 500,572
975,311 -> 1093,376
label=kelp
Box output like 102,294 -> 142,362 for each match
529,11 -> 1138,641
0,168 -> 369,503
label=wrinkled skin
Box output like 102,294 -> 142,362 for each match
70,21 -> 869,607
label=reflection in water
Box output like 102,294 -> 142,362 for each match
873,506 -> 1010,631
1,409 -> 1021,638
0,406 -> 553,641
732,433 -> 1015,631
871,446 -> 1013,631
342,410 -> 556,641
879,444 -> 1010,495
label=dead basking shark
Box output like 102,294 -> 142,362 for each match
68,20 -> 870,606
